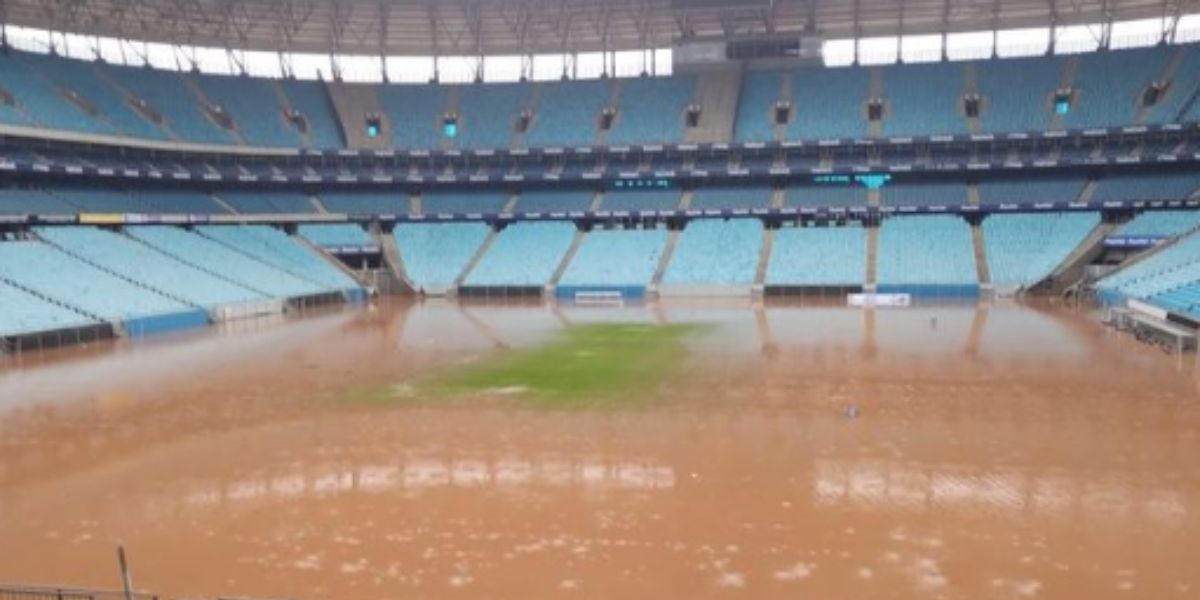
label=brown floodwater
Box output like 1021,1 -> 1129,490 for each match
0,298 -> 1198,600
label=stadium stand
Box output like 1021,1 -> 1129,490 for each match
785,186 -> 869,207
218,191 -> 317,214
0,279 -> 96,337
974,54 -> 1064,133
877,215 -> 977,292
0,187 -> 78,215
392,223 -> 491,290
422,192 -> 509,214
102,62 -> 236,145
194,73 -> 303,147
49,187 -> 144,212
36,226 -> 263,307
766,224 -> 867,286
0,52 -> 112,135
983,212 -> 1100,287
558,228 -> 668,289
605,76 -> 696,146
138,190 -> 227,214
881,182 -> 968,206
298,224 -> 374,247
318,192 -> 407,215
378,84 -> 448,149
0,239 -> 189,319
514,190 -> 595,213
880,62 -> 967,136
127,226 -> 327,298
465,222 -> 577,287
789,67 -> 870,139
279,80 -> 344,148
600,190 -> 682,211
1088,172 -> 1200,202
196,225 -> 359,291
455,83 -> 528,149
689,187 -> 774,210
1117,210 -> 1200,237
1064,46 -> 1170,130
1098,234 -> 1200,316
734,70 -> 784,143
977,176 -> 1084,205
524,80 -> 610,148
1143,46 -> 1200,125
662,219 -> 762,286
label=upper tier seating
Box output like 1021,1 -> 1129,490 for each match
983,212 -> 1100,287
600,190 -> 681,212
465,222 -> 576,287
17,52 -> 166,140
0,279 -> 96,337
218,191 -> 317,214
1143,46 -> 1200,125
785,186 -> 868,207
422,192 -> 509,214
689,187 -> 773,210
127,226 -> 325,298
49,187 -> 144,212
877,215 -> 977,286
881,62 -> 967,137
1064,46 -> 1171,130
196,225 -> 359,291
102,63 -> 236,145
734,70 -> 784,143
0,240 -> 188,319
559,228 -> 667,287
881,182 -> 968,206
975,54 -> 1064,133
1117,210 -> 1200,237
280,80 -> 344,148
455,83 -> 528,149
298,224 -> 374,247
662,219 -> 762,285
378,85 -> 448,149
524,80 -> 610,148
193,73 -> 302,147
977,177 -> 1084,205
1089,172 -> 1200,202
36,226 -> 262,307
392,223 -> 491,289
514,190 -> 594,213
0,52 -> 112,135
606,76 -> 696,146
766,224 -> 867,286
789,67 -> 870,139
319,192 -> 408,215
0,188 -> 79,215
138,190 -> 227,214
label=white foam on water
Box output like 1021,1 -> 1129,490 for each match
773,562 -> 815,582
716,572 -> 746,588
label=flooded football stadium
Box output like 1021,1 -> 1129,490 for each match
1,299 -> 1198,599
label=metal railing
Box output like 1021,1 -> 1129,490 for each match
0,585 -> 158,600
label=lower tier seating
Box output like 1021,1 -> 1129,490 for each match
766,224 -> 867,286
392,223 -> 491,290
984,212 -> 1099,287
466,222 -> 576,287
663,219 -> 762,285
877,216 -> 977,286
559,228 -> 667,288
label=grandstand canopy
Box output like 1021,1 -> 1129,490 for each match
0,0 -> 1190,57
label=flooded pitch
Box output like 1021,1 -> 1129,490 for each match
1,299 -> 1198,599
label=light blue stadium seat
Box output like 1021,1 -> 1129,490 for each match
1144,46 -> 1200,125
525,80 -> 610,148
515,190 -> 594,213
392,222 -> 491,289
299,224 -> 373,247
1118,210 -> 1200,237
127,226 -> 325,298
218,191 -> 316,214
663,219 -> 762,285
877,216 -> 976,285
1065,47 -> 1171,130
734,70 -> 784,143
766,224 -> 866,285
466,222 -> 576,286
36,226 -> 262,306
977,177 -> 1084,205
379,84 -> 448,149
975,54 -> 1065,133
983,212 -> 1099,287
197,225 -> 359,291
785,186 -> 868,207
606,76 -> 696,146
600,190 -> 681,211
50,187 -> 144,212
0,279 -> 96,336
881,62 -> 967,136
690,187 -> 773,210
0,188 -> 79,215
559,228 -> 667,287
193,73 -> 302,147
0,240 -> 188,319
138,190 -> 225,214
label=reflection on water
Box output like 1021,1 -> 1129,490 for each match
0,298 -> 1198,599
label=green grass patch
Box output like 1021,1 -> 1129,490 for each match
430,322 -> 701,408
